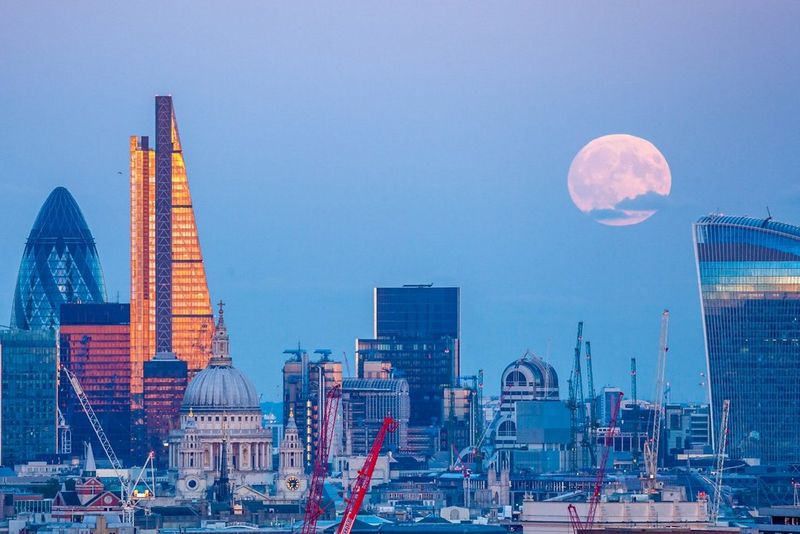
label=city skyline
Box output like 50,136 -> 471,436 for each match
1,2 -> 799,403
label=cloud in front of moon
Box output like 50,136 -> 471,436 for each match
568,134 -> 671,226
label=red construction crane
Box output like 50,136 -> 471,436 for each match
301,384 -> 342,534
337,416 -> 399,534
568,391 -> 623,534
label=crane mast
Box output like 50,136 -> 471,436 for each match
61,366 -> 155,524
568,321 -> 585,471
710,399 -> 730,523
568,392 -> 623,534
643,310 -> 669,492
585,341 -> 597,467
337,417 -> 399,534
301,384 -> 342,534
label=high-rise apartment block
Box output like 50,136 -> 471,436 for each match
0,329 -> 58,465
356,286 -> 460,427
694,215 -> 800,463
59,303 -> 131,463
130,96 -> 213,418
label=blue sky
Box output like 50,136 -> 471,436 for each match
1,2 -> 798,402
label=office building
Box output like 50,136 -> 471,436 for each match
441,384 -> 481,454
356,286 -> 460,427
59,303 -> 131,463
493,353 -> 562,469
130,96 -> 213,410
340,378 -> 410,456
143,352 -> 188,465
11,187 -> 106,330
694,215 -> 800,463
0,329 -> 58,465
282,349 -> 343,467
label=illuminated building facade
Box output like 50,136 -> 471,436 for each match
694,215 -> 800,463
11,187 -> 106,330
0,329 -> 58,465
143,351 -> 188,466
130,96 -> 213,411
59,303 -> 132,463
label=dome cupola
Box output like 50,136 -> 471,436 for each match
181,302 -> 260,413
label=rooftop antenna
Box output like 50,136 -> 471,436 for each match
766,206 -> 772,221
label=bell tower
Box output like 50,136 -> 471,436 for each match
277,408 -> 306,500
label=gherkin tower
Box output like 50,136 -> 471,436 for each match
11,187 -> 107,329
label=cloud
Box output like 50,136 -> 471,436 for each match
586,208 -> 630,221
615,191 -> 669,211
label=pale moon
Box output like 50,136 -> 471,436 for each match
567,134 -> 671,226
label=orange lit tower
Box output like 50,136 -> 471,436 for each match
130,96 -> 213,412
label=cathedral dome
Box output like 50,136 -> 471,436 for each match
180,302 -> 261,413
181,361 -> 260,412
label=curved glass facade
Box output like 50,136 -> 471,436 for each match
11,187 -> 107,330
694,215 -> 800,463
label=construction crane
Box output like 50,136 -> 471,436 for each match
337,417 -> 399,534
630,357 -> 639,467
585,341 -> 597,467
61,366 -> 155,524
643,310 -> 669,492
314,349 -> 332,361
710,399 -> 730,523
568,392 -> 623,534
458,371 -> 485,448
301,384 -> 342,534
568,322 -> 585,471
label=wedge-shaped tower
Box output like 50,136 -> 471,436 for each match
11,187 -> 107,329
130,96 -> 213,406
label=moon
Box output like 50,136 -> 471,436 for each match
567,134 -> 671,226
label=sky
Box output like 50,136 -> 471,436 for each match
1,2 -> 798,404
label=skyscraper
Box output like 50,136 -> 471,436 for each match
0,329 -> 58,465
694,214 -> 800,463
356,286 -> 460,427
59,303 -> 131,463
130,96 -> 213,407
143,351 -> 187,466
11,187 -> 106,330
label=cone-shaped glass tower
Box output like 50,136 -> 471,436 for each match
10,187 -> 107,329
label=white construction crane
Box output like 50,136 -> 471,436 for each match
710,399 -> 730,523
643,309 -> 669,492
61,365 -> 156,524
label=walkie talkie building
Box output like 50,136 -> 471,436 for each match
694,215 -> 800,464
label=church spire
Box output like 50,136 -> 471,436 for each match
210,300 -> 231,366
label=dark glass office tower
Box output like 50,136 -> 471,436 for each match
0,329 -> 58,465
694,215 -> 800,463
59,303 -> 131,463
374,286 -> 460,340
11,187 -> 106,330
357,286 -> 460,427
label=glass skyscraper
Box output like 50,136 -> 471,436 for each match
10,187 -> 106,330
694,215 -> 800,464
59,303 -> 131,463
357,286 -> 460,427
0,329 -> 58,465
130,96 -> 213,407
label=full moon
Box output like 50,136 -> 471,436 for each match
567,134 -> 671,226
